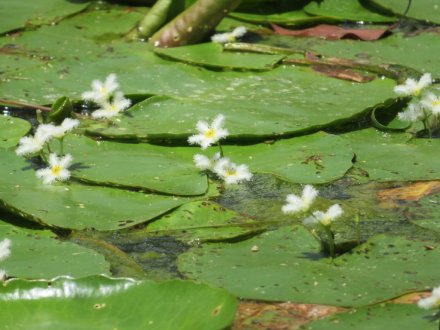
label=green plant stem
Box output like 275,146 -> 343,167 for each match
217,142 -> 225,158
323,226 -> 335,259
127,0 -> 173,40
39,150 -> 48,163
150,0 -> 243,47
59,137 -> 64,156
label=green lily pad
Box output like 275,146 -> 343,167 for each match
155,43 -> 286,70
144,201 -> 259,242
58,134 -> 208,196
0,149 -> 204,231
221,131 -> 353,184
308,303 -> 437,330
409,192 -> 440,233
0,221 -> 110,279
264,31 -> 440,79
229,4 -> 328,27
368,0 -> 440,24
0,276 -> 238,330
178,225 -> 440,306
343,128 -> 440,181
304,0 -> 396,23
85,67 -> 396,140
0,116 -> 31,149
0,0 -> 91,34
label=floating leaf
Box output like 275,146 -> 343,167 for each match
85,66 -> 396,140
59,134 -> 208,196
308,303 -> 437,330
343,128 -> 440,181
178,225 -> 440,306
0,221 -> 110,279
0,116 -> 31,149
266,30 -> 440,79
0,0 -> 91,34
369,0 -> 440,24
304,0 -> 396,23
144,201 -> 259,242
0,276 -> 238,330
0,149 -> 204,231
408,192 -> 440,233
155,42 -> 286,70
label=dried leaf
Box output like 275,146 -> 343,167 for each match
311,64 -> 375,82
233,301 -> 343,330
272,24 -> 391,41
377,181 -> 440,202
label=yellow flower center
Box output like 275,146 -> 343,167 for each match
414,88 -> 422,97
204,129 -> 216,138
51,165 -> 62,176
432,100 -> 440,106
226,168 -> 237,177
227,35 -> 236,43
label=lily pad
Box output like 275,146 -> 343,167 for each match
408,192 -> 440,233
178,225 -> 440,306
0,116 -> 31,149
0,149 -> 204,231
0,0 -> 91,34
144,201 -> 259,242
0,221 -> 110,279
58,134 -> 208,196
228,1 -> 331,26
264,31 -> 440,79
0,276 -> 238,330
368,0 -> 440,24
304,0 -> 396,23
221,131 -> 354,184
343,128 -> 440,181
308,303 -> 437,330
155,42 -> 286,70
85,66 -> 396,140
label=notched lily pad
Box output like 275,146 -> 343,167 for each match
59,134 -> 208,196
0,221 -> 110,279
344,128 -> 440,181
178,225 -> 440,306
0,149 -> 204,231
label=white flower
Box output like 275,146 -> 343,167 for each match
193,152 -> 221,170
50,118 -> 80,138
0,270 -> 6,280
421,92 -> 440,116
0,238 -> 11,262
418,286 -> 440,309
188,114 -> 229,149
16,124 -> 55,156
282,185 -> 318,214
394,73 -> 432,97
82,73 -> 119,104
303,204 -> 343,227
213,158 -> 252,184
36,153 -> 73,185
211,26 -> 247,43
91,92 -> 131,119
397,103 -> 425,122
